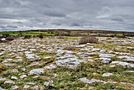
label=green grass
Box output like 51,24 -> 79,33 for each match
0,31 -> 57,37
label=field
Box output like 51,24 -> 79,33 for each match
0,30 -> 134,90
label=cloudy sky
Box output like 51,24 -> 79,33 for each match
0,0 -> 134,32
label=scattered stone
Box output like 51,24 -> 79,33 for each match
29,68 -> 44,75
100,58 -> 111,64
21,68 -> 26,72
26,82 -> 36,85
79,77 -> 105,84
75,44 -> 86,48
118,56 -> 134,62
23,85 -> 30,89
0,78 -> 6,82
56,58 -> 80,69
99,53 -> 113,58
102,73 -> 113,77
91,48 -> 101,52
28,62 -> 40,67
25,51 -> 40,61
11,85 -> 19,90
0,38 -> 6,42
111,61 -> 134,68
0,52 -> 4,56
0,87 -> 4,90
44,80 -> 53,86
124,70 -> 134,73
10,69 -> 19,73
56,50 -> 83,69
44,56 -> 52,59
44,64 -> 57,70
4,80 -> 15,85
20,75 -> 27,79
3,63 -> 16,67
11,76 -> 18,80
99,54 -> 113,64
31,85 -> 40,90
2,58 -> 13,63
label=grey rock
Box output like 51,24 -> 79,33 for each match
56,50 -> 83,69
29,68 -> 44,75
2,58 -> 13,63
99,54 -> 113,58
20,75 -> 27,79
75,45 -> 86,48
118,56 -> 134,62
102,73 -> 113,77
44,80 -> 53,86
11,76 -> 18,80
31,85 -> 40,90
10,69 -> 19,73
0,78 -> 6,82
124,70 -> 134,73
0,87 -> 4,90
4,80 -> 15,85
26,82 -> 36,85
91,48 -> 101,52
56,58 -> 80,69
111,61 -> 134,68
11,85 -> 19,90
0,52 -> 4,56
100,58 -> 111,64
44,64 -> 57,70
23,85 -> 30,89
79,77 -> 105,84
25,51 -> 40,61
99,54 -> 113,64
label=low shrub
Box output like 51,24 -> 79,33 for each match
6,37 -> 14,41
38,33 -> 44,39
23,35 -> 31,39
79,36 -> 98,44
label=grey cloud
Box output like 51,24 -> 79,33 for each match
0,0 -> 134,32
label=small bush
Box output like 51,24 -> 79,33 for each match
79,36 -> 98,44
23,35 -> 31,39
38,33 -> 44,39
6,37 -> 14,41
2,34 -> 10,38
116,33 -> 126,38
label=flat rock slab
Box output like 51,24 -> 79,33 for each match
56,50 -> 83,69
99,54 -> 113,64
25,51 -> 40,62
118,56 -> 134,62
29,68 -> 44,75
111,61 -> 134,68
79,77 -> 105,84
102,73 -> 113,77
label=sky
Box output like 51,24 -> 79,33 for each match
0,0 -> 134,32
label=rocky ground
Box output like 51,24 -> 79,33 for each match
0,36 -> 134,90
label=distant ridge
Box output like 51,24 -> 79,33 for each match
27,29 -> 134,33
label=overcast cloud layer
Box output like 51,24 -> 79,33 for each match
0,0 -> 134,32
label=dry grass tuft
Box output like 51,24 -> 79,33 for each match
0,64 -> 7,73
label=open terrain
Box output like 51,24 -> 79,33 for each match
0,30 -> 134,90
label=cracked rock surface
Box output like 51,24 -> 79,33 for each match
0,36 -> 134,90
